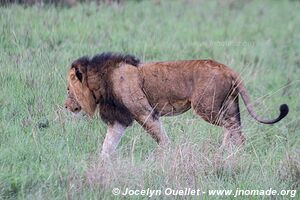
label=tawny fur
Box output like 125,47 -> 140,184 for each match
65,53 -> 289,156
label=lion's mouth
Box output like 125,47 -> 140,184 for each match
71,111 -> 88,118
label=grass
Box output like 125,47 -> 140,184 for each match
0,0 -> 300,199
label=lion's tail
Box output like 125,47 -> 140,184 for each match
234,74 -> 289,124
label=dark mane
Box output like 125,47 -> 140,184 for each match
91,52 -> 140,127
90,52 -> 140,70
71,56 -> 89,69
92,52 -> 140,126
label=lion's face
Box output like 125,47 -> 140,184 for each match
64,58 -> 97,117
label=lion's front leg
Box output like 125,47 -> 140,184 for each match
101,121 -> 126,158
135,115 -> 170,148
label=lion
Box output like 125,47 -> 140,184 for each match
64,52 -> 289,157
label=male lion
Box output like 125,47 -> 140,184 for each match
64,52 -> 289,157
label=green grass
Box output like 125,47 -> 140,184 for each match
1,0 -> 300,199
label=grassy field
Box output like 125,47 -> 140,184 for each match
1,0 -> 300,199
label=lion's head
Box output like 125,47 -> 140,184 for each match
64,52 -> 140,119
64,57 -> 97,117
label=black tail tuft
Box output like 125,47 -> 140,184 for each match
279,104 -> 289,120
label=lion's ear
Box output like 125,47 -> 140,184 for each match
71,56 -> 89,82
75,68 -> 83,82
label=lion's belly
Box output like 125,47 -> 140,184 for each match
154,99 -> 191,116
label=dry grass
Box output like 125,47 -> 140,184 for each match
83,135 -> 249,192
278,149 -> 300,189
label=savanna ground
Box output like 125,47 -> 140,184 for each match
1,0 -> 300,199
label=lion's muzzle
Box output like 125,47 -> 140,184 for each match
64,98 -> 82,113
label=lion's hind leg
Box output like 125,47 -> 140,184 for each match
219,96 -> 246,151
213,97 -> 246,169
